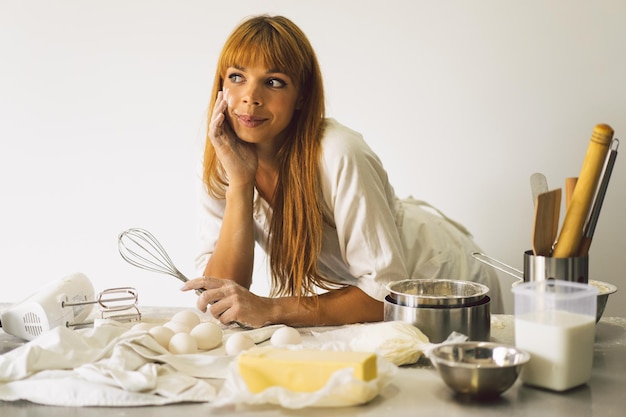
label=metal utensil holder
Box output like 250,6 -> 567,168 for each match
523,250 -> 589,284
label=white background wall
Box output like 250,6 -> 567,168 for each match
1,0 -> 625,316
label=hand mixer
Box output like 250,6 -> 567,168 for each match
118,228 -> 203,295
0,272 -> 141,341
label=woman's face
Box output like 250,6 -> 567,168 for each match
223,64 -> 299,149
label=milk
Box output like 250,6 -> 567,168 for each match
515,310 -> 595,391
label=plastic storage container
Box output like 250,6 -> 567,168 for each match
512,280 -> 597,391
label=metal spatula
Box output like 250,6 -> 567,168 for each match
530,173 -> 549,206
532,188 -> 562,256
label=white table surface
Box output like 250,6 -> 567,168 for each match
1,306 -> 625,417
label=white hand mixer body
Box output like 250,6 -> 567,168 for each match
1,273 -> 141,341
1,273 -> 95,341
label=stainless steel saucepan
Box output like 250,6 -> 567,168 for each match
384,279 -> 492,343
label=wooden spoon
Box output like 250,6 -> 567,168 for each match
532,188 -> 562,256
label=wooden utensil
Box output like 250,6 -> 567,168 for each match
552,124 -> 613,258
565,177 -> 578,211
532,188 -> 562,256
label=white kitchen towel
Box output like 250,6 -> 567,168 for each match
0,369 -> 216,406
0,318 -> 284,406
0,319 -> 285,406
1,319 -> 416,407
0,321 -> 128,380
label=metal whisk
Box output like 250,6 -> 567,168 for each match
118,228 -> 202,293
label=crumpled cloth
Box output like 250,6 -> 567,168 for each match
0,320 -> 279,406
311,321 -> 469,366
312,321 -> 431,365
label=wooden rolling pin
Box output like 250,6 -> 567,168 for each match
565,177 -> 578,210
552,124 -> 614,258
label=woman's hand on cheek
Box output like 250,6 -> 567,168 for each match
208,89 -> 258,187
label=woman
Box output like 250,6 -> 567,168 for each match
182,15 -> 503,328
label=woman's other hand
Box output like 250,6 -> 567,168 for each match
181,276 -> 276,328
208,89 -> 258,187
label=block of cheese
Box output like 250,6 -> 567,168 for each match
237,347 -> 377,393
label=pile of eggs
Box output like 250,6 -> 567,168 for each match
134,310 -> 303,356
143,310 -> 224,354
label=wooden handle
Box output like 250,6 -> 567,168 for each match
565,177 -> 578,211
532,189 -> 562,256
552,124 -> 613,258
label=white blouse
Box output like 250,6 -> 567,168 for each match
195,118 -> 503,313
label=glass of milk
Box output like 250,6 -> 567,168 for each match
512,280 -> 597,391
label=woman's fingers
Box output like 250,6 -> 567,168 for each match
180,276 -> 219,311
183,277 -> 267,327
208,90 -> 229,147
180,276 -> 208,292
208,298 -> 236,324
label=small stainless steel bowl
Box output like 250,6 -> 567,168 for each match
429,342 -> 530,399
386,279 -> 490,307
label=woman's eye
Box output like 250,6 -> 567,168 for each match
267,78 -> 286,88
228,73 -> 243,83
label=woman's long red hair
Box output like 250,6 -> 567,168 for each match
203,15 -> 335,297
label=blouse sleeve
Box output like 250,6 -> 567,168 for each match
318,120 -> 409,300
194,169 -> 226,275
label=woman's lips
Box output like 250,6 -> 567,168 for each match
235,113 -> 266,128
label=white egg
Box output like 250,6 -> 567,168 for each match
270,326 -> 302,346
190,322 -> 223,350
225,332 -> 255,355
168,332 -> 198,354
163,320 -> 192,334
170,310 -> 201,329
149,325 -> 175,349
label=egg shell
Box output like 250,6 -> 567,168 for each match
168,332 -> 198,354
190,322 -> 223,350
270,326 -> 302,346
225,332 -> 255,356
163,320 -> 192,334
170,310 -> 201,329
149,325 -> 175,349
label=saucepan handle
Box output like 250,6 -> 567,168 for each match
471,252 -> 523,281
